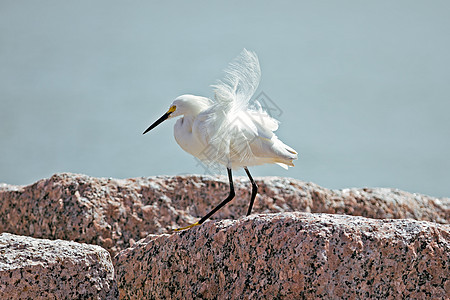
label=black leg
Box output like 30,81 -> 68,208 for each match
175,168 -> 235,231
244,167 -> 258,216
198,168 -> 235,224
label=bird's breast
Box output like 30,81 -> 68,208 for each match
174,116 -> 205,158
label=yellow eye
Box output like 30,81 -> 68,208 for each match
168,106 -> 176,113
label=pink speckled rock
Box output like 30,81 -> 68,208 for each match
0,233 -> 117,299
115,213 -> 450,299
0,173 -> 448,255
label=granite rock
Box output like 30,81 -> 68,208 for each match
115,213 -> 450,299
0,173 -> 448,255
0,233 -> 117,299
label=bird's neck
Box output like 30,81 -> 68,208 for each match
187,97 -> 212,115
181,114 -> 196,125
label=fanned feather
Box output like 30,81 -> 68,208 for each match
211,49 -> 261,112
197,49 -> 283,169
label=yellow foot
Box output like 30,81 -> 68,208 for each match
174,221 -> 201,232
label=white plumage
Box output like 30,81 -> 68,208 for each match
145,49 -> 297,169
143,49 -> 298,230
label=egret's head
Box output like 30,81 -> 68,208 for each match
142,94 -> 211,135
168,95 -> 212,118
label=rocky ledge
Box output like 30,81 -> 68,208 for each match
0,173 -> 449,299
0,233 -> 117,299
115,213 -> 449,299
0,173 -> 448,256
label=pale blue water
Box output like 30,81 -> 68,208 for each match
1,1 -> 449,197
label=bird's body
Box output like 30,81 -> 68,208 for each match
171,94 -> 297,169
143,49 -> 298,230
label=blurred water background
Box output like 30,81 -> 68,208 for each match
1,1 -> 449,197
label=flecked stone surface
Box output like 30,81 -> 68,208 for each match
0,233 -> 118,299
115,213 -> 450,299
0,173 -> 448,255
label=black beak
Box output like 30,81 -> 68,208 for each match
143,111 -> 172,135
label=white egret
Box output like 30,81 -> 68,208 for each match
143,49 -> 298,230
